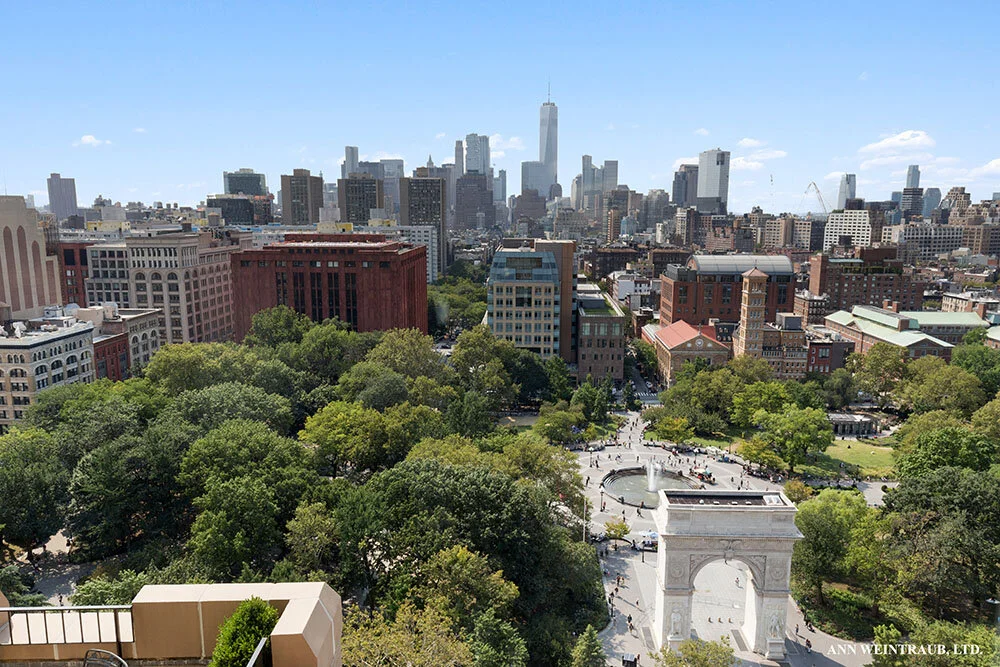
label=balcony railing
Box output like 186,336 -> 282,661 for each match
246,636 -> 273,667
0,605 -> 132,657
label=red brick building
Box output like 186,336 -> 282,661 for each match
231,233 -> 427,339
808,248 -> 926,313
57,241 -> 93,306
94,332 -> 129,381
659,255 -> 795,325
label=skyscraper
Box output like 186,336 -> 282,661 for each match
672,164 -> 699,208
338,174 -> 384,224
46,173 -> 78,220
454,140 -> 465,177
905,165 -> 920,189
224,169 -> 267,196
836,173 -> 857,210
602,160 -> 618,193
455,173 -> 494,229
399,176 -> 447,276
280,169 -> 324,225
521,161 -> 548,196
581,155 -> 594,193
493,169 -> 507,203
464,134 -> 490,175
923,188 -> 942,216
342,146 -> 359,179
539,100 -> 558,193
696,149 -> 730,214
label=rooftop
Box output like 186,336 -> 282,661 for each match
651,320 -> 722,349
663,490 -> 787,507
688,254 -> 794,275
826,309 -> 952,349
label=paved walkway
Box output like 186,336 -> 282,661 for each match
579,411 -> 872,666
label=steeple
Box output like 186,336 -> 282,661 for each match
426,155 -> 434,168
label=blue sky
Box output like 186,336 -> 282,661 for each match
3,0 -> 999,214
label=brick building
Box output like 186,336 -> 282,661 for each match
57,241 -> 93,306
807,248 -> 925,313
824,306 -> 955,360
642,320 -> 730,385
231,234 -> 427,339
584,246 -> 642,279
76,304 -> 161,381
576,284 -> 626,381
659,255 -> 795,325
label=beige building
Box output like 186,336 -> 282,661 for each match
126,232 -> 238,344
733,269 -> 806,379
0,196 -> 63,320
0,307 -> 95,430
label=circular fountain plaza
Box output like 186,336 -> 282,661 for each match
601,459 -> 698,508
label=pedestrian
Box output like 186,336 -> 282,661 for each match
795,623 -> 799,635
805,638 -> 812,653
586,476 -> 590,485
735,577 -> 740,587
58,594 -> 63,606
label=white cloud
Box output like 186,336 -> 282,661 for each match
824,171 -> 845,181
489,134 -> 525,151
492,150 -> 506,159
970,158 -> 1000,179
434,132 -> 446,140
693,127 -> 710,136
860,152 -> 934,170
738,137 -> 764,148
133,127 -> 147,133
732,157 -> 764,171
672,157 -> 698,170
749,149 -> 787,160
859,130 -> 935,155
606,123 -> 616,131
858,71 -> 869,81
372,151 -> 405,161
73,134 -> 110,147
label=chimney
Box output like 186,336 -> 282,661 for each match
974,302 -> 987,319
882,299 -> 900,313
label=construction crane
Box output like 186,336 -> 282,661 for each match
802,181 -> 828,214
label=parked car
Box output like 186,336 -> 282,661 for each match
590,531 -> 607,543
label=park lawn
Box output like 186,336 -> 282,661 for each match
798,440 -> 896,479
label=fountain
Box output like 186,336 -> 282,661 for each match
603,458 -> 698,508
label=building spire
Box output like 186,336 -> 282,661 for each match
547,79 -> 551,103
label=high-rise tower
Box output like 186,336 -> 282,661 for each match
464,134 -> 490,175
836,173 -> 857,209
540,100 -> 558,193
905,165 -> 920,189
696,149 -> 730,214
46,173 -> 79,220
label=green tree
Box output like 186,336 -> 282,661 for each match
189,476 -> 282,579
971,397 -> 1000,442
571,382 -> 606,423
633,340 -> 658,374
299,401 -> 389,476
544,355 -> 574,402
382,402 -> 449,465
962,327 -> 989,345
871,624 -> 906,667
342,603 -> 472,666
209,597 -> 280,667
180,420 -> 315,523
415,545 -> 519,631
951,342 -> 1000,396
171,382 -> 294,434
0,428 -> 67,550
623,382 -> 640,410
895,356 -> 986,417
727,355 -> 773,384
792,489 -> 869,604
907,620 -> 997,666
896,410 -> 968,450
285,502 -> 337,574
847,343 -> 907,408
510,349 -> 550,403
534,409 -> 585,445
730,381 -> 792,429
469,609 -> 528,667
883,467 -> 1000,618
357,369 -> 410,411
407,375 -> 460,410
365,328 -> 453,382
896,427 -> 998,478
783,479 -> 814,504
290,321 -> 379,383
654,637 -> 737,667
71,570 -> 148,605
754,406 -> 833,474
0,565 -> 46,606
604,517 -> 630,541
688,368 -> 743,419
824,367 -> 858,410
446,391 -> 494,438
736,437 -> 787,470
144,343 -> 261,395
570,625 -> 606,667
243,305 -> 314,347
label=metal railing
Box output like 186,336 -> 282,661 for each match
245,636 -> 272,667
0,605 -> 132,657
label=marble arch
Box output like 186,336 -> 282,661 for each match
652,490 -> 801,660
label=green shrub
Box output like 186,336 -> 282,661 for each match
209,597 -> 279,667
826,586 -> 873,611
71,570 -> 148,605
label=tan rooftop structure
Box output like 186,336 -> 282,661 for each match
0,582 -> 341,666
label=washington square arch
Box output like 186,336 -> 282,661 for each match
652,489 -> 802,660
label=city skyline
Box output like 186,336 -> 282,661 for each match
3,1 -> 1000,214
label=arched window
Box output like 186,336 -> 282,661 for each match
35,365 -> 47,375
167,272 -> 178,281
10,368 -> 27,378
151,272 -> 162,281
136,272 -> 146,281
50,360 -> 63,370
66,355 -> 78,365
